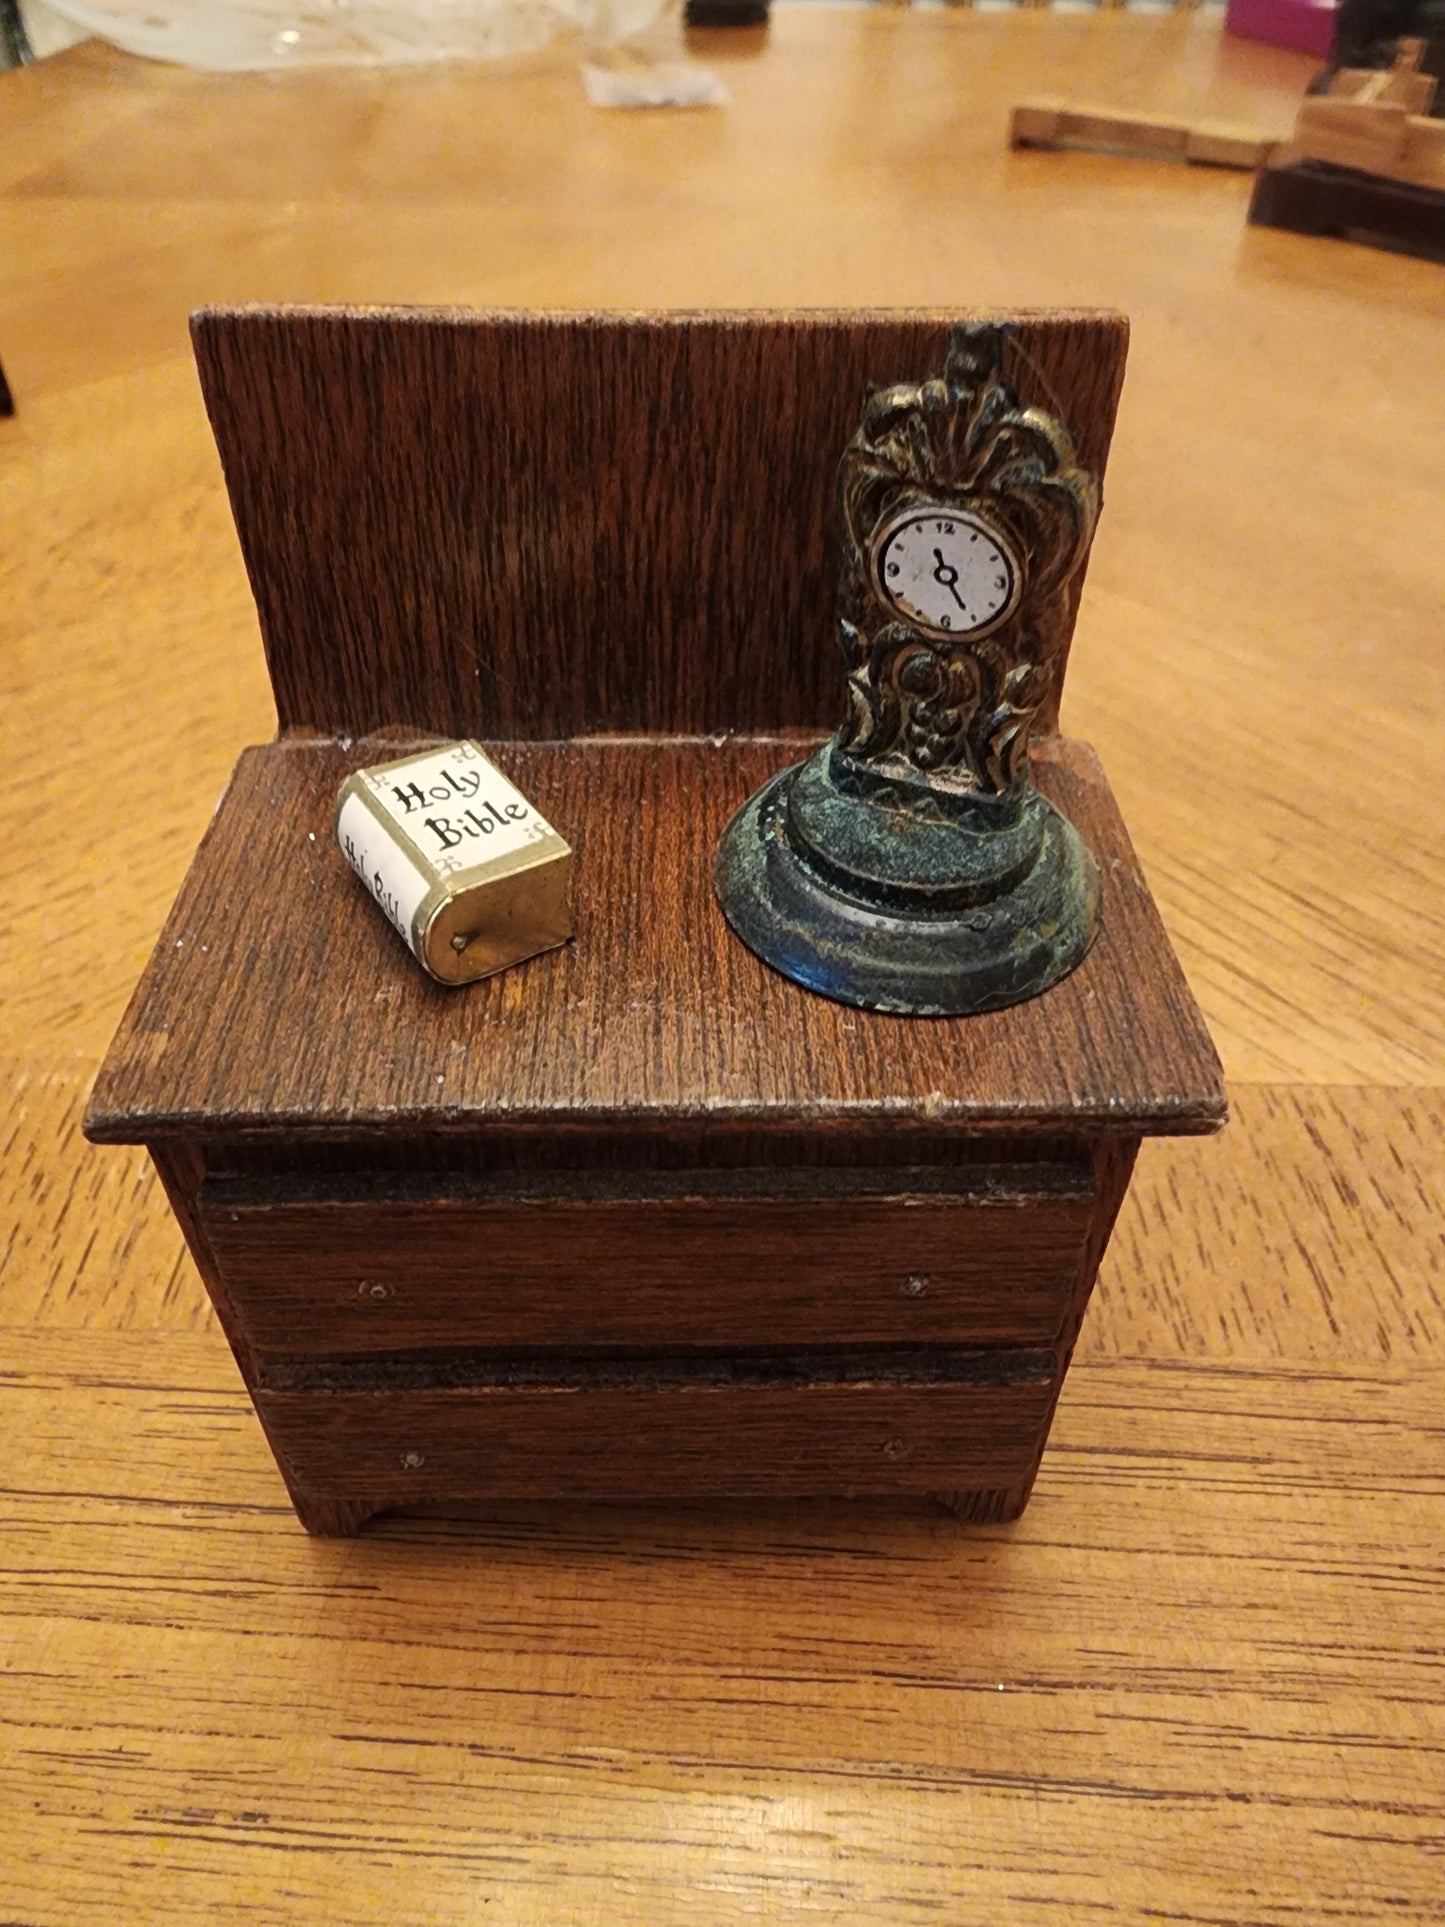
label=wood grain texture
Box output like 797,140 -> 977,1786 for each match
1094,1083 -> 1445,1363
130,1130 -> 1130,1530
255,1365 -> 1061,1505
996,1131 -> 1138,1519
0,1068 -> 201,1329
191,307 -> 1127,741
199,1173 -> 1095,1356
2,1328 -> 1442,1926
13,1072 -> 1430,1364
84,735 -> 1224,1141
4,8 -> 1444,1923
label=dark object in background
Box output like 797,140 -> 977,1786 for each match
0,0 -> 31,68
1312,0 -> 1445,111
685,0 -> 770,25
0,0 -> 30,68
0,354 -> 14,418
1249,153 -> 1445,256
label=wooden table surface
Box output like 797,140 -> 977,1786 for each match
2,10 -> 1442,1923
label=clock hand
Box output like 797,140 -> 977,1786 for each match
932,548 -> 967,611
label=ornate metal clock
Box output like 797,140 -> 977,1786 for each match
715,322 -> 1103,1015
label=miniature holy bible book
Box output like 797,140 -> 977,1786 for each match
335,740 -> 572,985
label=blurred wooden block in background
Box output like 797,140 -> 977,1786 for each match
1012,97 -> 1278,169
1273,39 -> 1445,195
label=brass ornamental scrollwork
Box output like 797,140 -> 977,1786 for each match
835,324 -> 1098,793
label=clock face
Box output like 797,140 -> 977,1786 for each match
873,505 -> 1020,639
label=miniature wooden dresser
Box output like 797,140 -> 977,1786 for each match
84,307 -> 1225,1534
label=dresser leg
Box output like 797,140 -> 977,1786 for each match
931,1483 -> 1032,1524
288,1489 -> 381,1537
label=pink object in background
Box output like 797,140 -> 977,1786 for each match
1226,0 -> 1337,58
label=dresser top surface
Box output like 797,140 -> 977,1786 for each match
86,734 -> 1224,1146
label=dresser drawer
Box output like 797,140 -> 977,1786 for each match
200,1167 -> 1094,1357
255,1351 -> 1059,1501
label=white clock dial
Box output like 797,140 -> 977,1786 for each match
874,505 -> 1020,639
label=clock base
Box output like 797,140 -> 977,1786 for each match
714,743 -> 1100,1016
